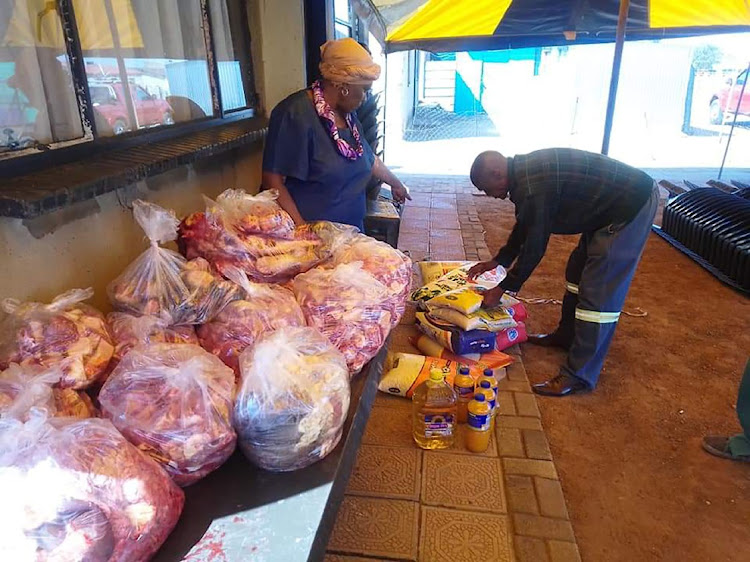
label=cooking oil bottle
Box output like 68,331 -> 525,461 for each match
412,367 -> 458,450
465,393 -> 492,453
453,366 -> 474,423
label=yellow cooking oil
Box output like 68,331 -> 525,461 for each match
412,367 -> 458,450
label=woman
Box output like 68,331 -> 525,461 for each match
262,38 -> 410,231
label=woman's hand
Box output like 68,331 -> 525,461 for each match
467,260 -> 499,281
391,181 -> 411,204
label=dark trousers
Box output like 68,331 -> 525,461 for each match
556,183 -> 659,387
728,360 -> 750,456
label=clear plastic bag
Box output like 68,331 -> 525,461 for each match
0,288 -> 114,389
234,326 -> 350,472
214,188 -> 296,239
197,267 -> 305,374
0,411 -> 184,562
178,192 -> 344,283
99,343 -> 236,486
108,312 -> 199,368
108,200 -> 240,324
328,233 -> 412,326
0,362 -> 97,421
294,262 -> 395,374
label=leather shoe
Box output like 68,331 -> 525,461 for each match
526,332 -> 572,351
532,374 -> 589,397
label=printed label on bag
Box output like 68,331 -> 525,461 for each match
423,413 -> 455,437
467,412 -> 491,431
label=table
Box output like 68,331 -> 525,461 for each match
152,346 -> 387,562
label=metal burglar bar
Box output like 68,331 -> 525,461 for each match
57,0 -> 97,139
201,0 -> 223,117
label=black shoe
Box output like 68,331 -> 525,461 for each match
526,332 -> 572,351
532,374 -> 589,397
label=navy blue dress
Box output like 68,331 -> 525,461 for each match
263,90 -> 375,231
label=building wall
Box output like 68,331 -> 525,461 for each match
0,0 -> 307,310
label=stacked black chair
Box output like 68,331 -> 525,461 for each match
661,188 -> 750,292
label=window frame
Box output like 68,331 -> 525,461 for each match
1,0 -> 258,177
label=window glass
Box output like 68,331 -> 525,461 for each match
210,0 -> 254,112
0,0 -> 84,154
78,0 -> 212,136
335,22 -> 352,40
334,0 -> 350,22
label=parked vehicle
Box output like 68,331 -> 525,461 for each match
90,82 -> 174,135
709,70 -> 750,125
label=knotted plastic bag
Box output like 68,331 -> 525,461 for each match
0,363 -> 97,420
0,411 -> 184,562
108,200 -> 239,324
234,326 -> 350,472
99,343 -> 236,486
197,267 -> 305,375
294,262 -> 395,374
108,312 -> 198,369
178,191 -> 343,283
213,188 -> 296,239
328,233 -> 412,327
0,288 -> 113,389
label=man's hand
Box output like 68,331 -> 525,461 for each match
482,286 -> 505,309
391,182 -> 411,204
467,259 -> 499,281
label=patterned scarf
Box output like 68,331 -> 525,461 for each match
311,79 -> 363,161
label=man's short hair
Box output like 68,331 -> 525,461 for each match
470,151 -> 500,186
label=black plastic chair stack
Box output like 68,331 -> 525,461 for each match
662,188 -> 750,291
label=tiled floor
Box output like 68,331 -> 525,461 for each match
326,176 -> 580,562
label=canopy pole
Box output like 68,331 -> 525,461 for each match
601,0 -> 630,155
718,61 -> 750,180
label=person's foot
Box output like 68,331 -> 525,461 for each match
526,332 -> 572,351
532,374 -> 589,397
702,436 -> 750,462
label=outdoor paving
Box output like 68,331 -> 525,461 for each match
326,176 -> 580,562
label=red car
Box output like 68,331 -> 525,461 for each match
710,70 -> 750,125
90,83 -> 175,135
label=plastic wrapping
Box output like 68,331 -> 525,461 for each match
213,189 -> 296,239
108,312 -> 199,368
294,262 -> 395,374
0,288 -> 114,389
234,327 -> 350,472
329,233 -> 412,327
0,412 -> 184,562
108,200 -> 240,324
197,267 -> 305,374
99,343 -> 236,486
178,192 -> 341,283
0,363 -> 98,421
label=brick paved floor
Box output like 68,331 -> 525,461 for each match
326,176 -> 580,562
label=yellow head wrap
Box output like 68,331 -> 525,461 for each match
319,38 -> 381,85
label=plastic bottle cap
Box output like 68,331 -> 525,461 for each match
429,368 -> 445,382
459,366 -> 470,375
479,380 -> 492,388
483,369 -> 493,376
474,393 -> 485,402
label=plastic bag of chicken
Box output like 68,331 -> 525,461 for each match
108,312 -> 198,369
108,200 -> 240,324
0,410 -> 184,562
0,362 -> 98,420
328,233 -> 412,327
197,267 -> 305,375
294,262 -> 395,375
234,326 -> 350,472
0,288 -> 114,389
99,343 -> 236,486
178,191 -> 343,283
